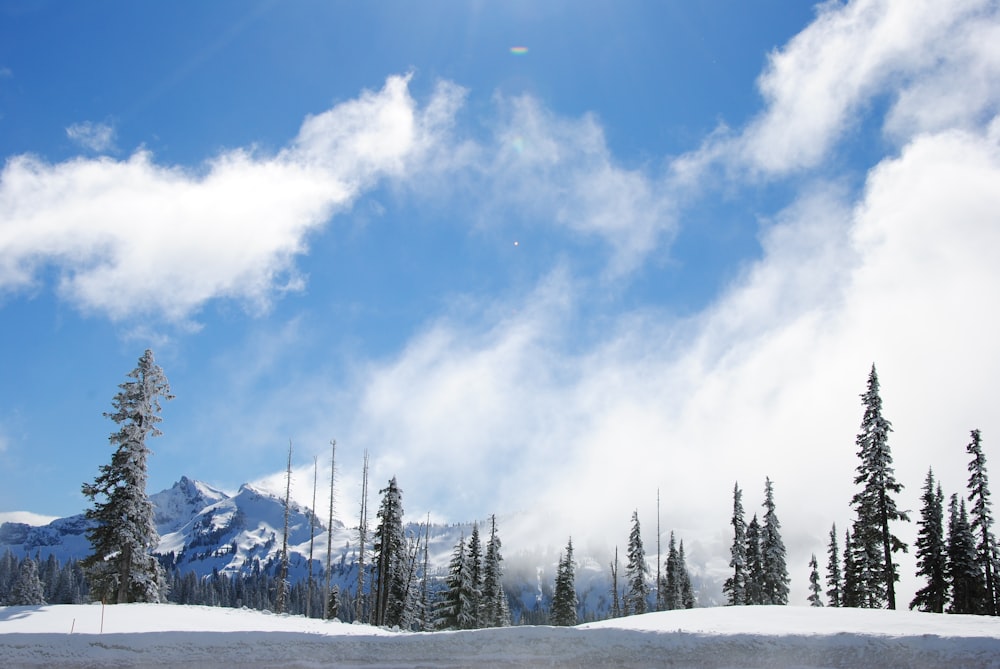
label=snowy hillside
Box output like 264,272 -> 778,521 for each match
2,604 -> 999,668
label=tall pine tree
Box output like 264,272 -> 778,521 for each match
850,364 -> 908,609
842,528 -> 862,607
625,510 -> 649,615
372,477 -> 407,627
481,515 -> 510,627
745,514 -> 764,605
723,482 -> 748,606
81,349 -> 172,604
910,469 -> 947,613
826,523 -> 842,607
947,494 -> 985,614
435,534 -> 476,630
551,537 -> 578,626
761,477 -> 789,605
966,429 -> 997,615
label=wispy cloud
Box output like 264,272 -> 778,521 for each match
0,75 -> 464,323
65,121 -> 117,153
673,0 -> 1000,182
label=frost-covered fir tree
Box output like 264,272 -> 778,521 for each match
10,556 -> 46,605
625,510 -> 649,615
826,524 -> 842,607
82,349 -> 172,604
745,514 -> 764,605
551,537 -> 578,626
947,493 -> 985,615
372,477 -> 408,627
761,478 -> 789,605
466,523 -> 484,628
850,364 -> 908,609
910,469 -> 947,613
966,429 -> 997,615
808,554 -> 823,607
481,515 -> 510,628
723,482 -> 748,606
435,534 -> 476,630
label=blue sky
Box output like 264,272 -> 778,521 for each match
3,1 -> 1000,602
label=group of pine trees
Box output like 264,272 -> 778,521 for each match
434,516 -> 511,630
605,510 -> 696,620
0,551 -> 89,605
804,365 -> 999,616
723,478 -> 790,606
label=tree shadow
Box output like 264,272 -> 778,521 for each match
0,604 -> 46,622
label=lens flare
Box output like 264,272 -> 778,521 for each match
510,46 -> 529,55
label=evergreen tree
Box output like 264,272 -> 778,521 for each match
841,528 -> 863,607
551,537 -> 578,626
745,514 -> 764,605
723,482 -> 748,606
435,534 -> 475,630
625,510 -> 649,615
966,429 -> 997,615
481,514 -> 510,628
678,540 -> 696,609
808,554 -> 823,607
466,523 -> 484,628
10,556 -> 46,605
81,349 -> 172,604
761,477 -> 789,605
826,523 -> 842,607
850,364 -> 908,609
327,584 -> 340,620
947,493 -> 985,614
910,469 -> 947,613
372,477 -> 407,627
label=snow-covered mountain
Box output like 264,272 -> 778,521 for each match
0,476 -> 719,619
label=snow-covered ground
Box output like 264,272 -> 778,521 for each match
2,604 -> 1000,668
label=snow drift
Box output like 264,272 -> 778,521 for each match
2,603 -> 1000,668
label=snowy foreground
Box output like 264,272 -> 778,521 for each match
3,604 -> 1000,669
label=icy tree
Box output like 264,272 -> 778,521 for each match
10,556 -> 46,605
551,537 -> 578,626
723,482 -> 748,606
947,494 -> 985,614
910,469 -> 947,613
372,477 -> 407,627
81,349 -> 172,604
761,478 -> 789,605
966,429 -> 997,615
481,515 -> 510,628
826,524 -> 842,607
625,510 -> 649,615
850,364 -> 908,609
745,514 -> 764,605
808,554 -> 823,607
466,523 -> 484,628
435,534 -> 475,630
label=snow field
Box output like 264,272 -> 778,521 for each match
2,604 -> 1000,668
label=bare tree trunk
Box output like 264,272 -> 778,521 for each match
307,455 -> 318,617
277,440 -> 292,614
355,450 -> 369,623
326,439 -> 337,619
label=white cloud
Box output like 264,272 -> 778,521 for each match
674,0 -> 999,181
0,75 -> 464,323
66,121 -> 117,153
479,96 -> 675,276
